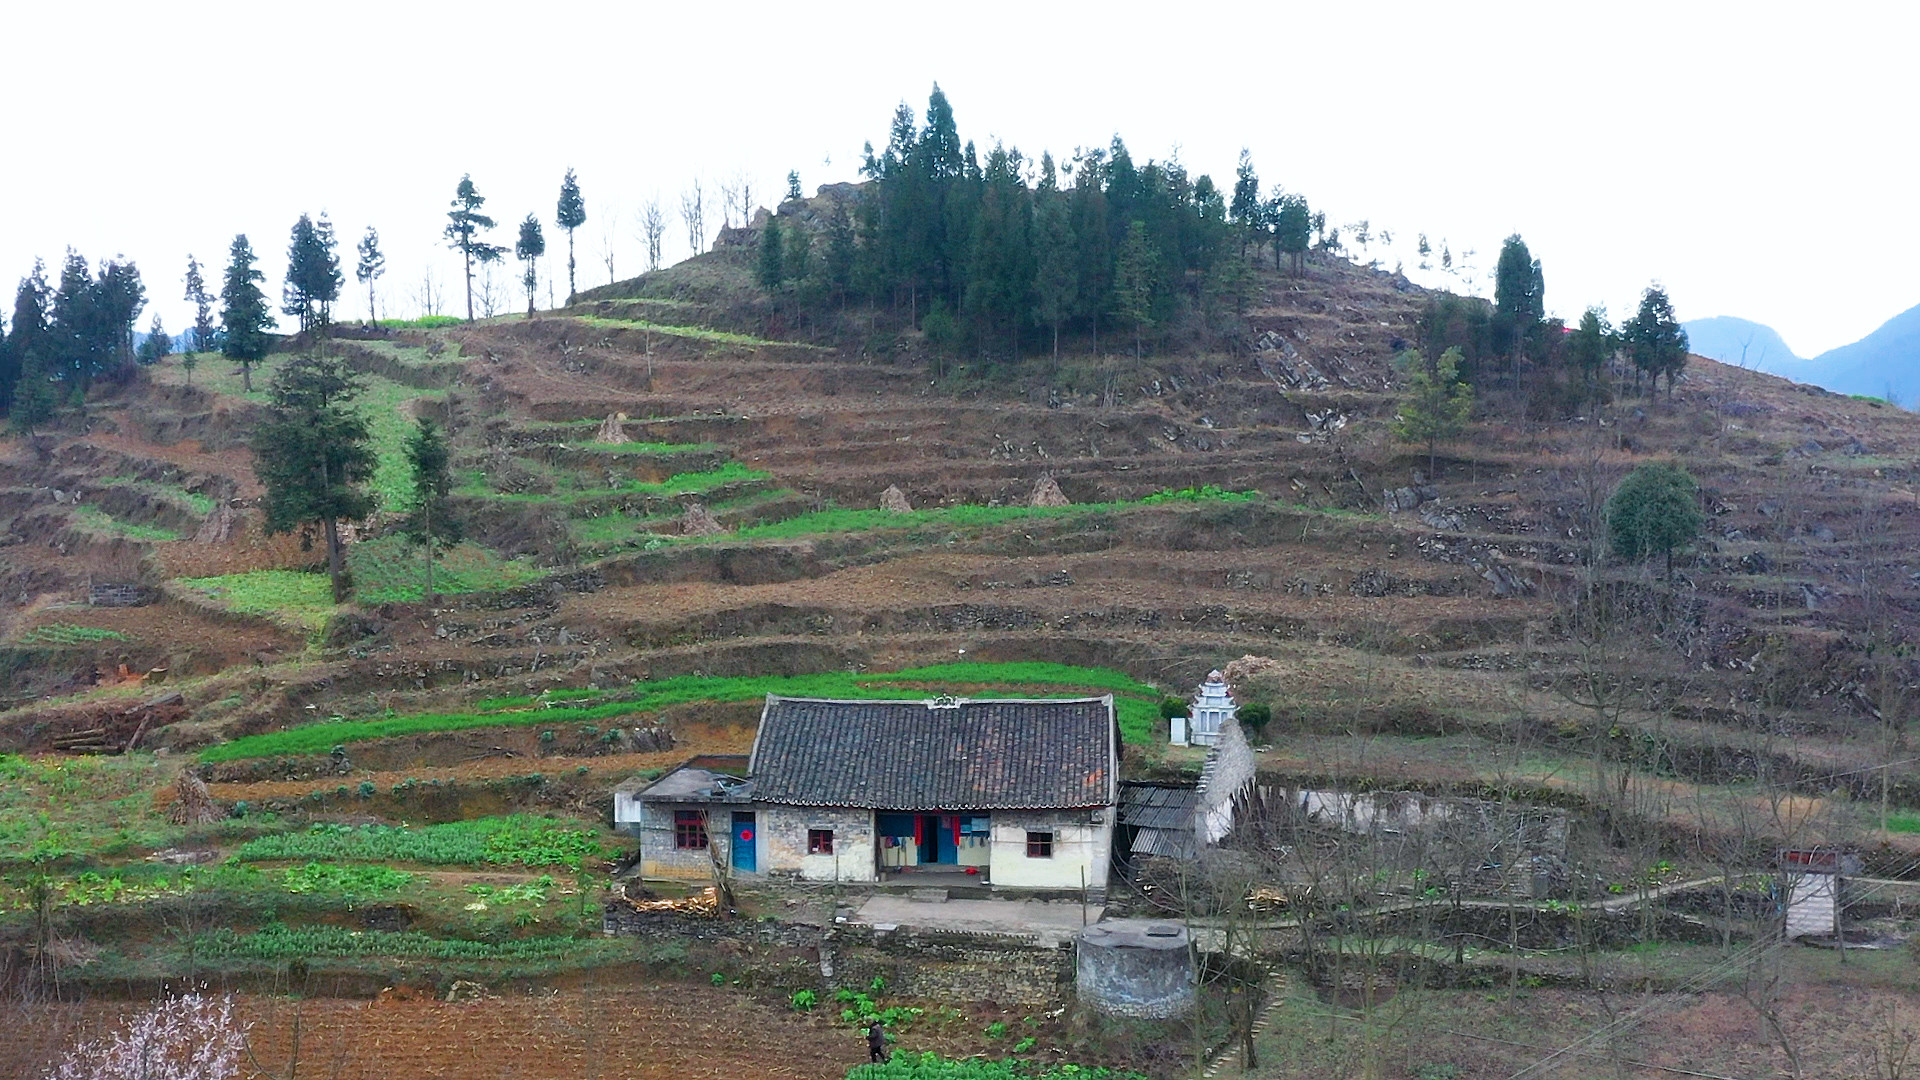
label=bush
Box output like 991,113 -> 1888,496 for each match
1236,702 -> 1271,736
1159,697 -> 1188,720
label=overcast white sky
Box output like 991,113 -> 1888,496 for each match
2,1 -> 1912,357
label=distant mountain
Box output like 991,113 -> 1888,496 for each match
1681,316 -> 1803,377
1685,307 -> 1920,406
1804,302 -> 1920,405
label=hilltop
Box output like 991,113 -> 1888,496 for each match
9,202 -> 1920,1078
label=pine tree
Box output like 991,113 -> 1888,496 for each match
355,227 -> 386,325
282,213 -> 342,335
220,235 -> 274,392
252,355 -> 376,603
1392,346 -> 1474,479
93,259 -> 146,379
445,175 -> 506,322
4,261 -> 51,413
515,215 -> 546,317
50,250 -> 100,388
1623,285 -> 1689,398
1110,220 -> 1158,360
555,168 -> 586,303
1030,153 -> 1078,362
824,203 -> 856,305
136,315 -> 171,363
786,170 -> 803,203
1492,233 -> 1545,369
1230,149 -> 1261,255
183,256 -> 217,353
8,349 -> 55,434
1567,307 -> 1614,386
757,219 -> 784,290
1271,193 -> 1312,274
399,417 -> 462,604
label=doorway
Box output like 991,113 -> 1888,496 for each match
731,812 -> 756,873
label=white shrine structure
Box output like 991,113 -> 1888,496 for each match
1172,670 -> 1237,747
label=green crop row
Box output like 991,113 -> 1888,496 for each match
232,815 -> 606,868
197,924 -> 597,962
847,1053 -> 1144,1080
69,505 -> 182,542
347,535 -> 545,604
201,663 -> 1161,762
458,461 -> 769,505
17,624 -> 129,646
728,485 -> 1263,542
101,476 -> 218,516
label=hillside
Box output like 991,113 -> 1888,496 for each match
10,234 -> 1920,1078
1688,303 -> 1920,405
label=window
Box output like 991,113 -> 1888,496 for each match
808,828 -> 834,855
673,809 -> 708,849
1026,831 -> 1054,858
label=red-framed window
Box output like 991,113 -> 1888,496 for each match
808,828 -> 834,855
1026,831 -> 1054,858
673,809 -> 709,849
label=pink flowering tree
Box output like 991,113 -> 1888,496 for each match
47,991 -> 246,1080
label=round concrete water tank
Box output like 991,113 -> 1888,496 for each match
1075,919 -> 1196,1018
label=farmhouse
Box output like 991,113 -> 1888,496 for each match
615,694 -> 1120,895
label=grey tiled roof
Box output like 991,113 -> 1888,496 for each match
749,696 -> 1118,810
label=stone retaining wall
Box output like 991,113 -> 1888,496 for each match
602,902 -> 1073,1006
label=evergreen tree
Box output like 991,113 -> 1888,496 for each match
252,355 -> 376,603
1068,152 -> 1111,348
1623,285 -> 1689,398
219,234 -> 275,392
757,218 -> 785,289
784,221 -> 814,288
824,203 -> 856,306
444,175 -> 506,322
555,168 -> 586,302
9,349 -> 55,434
49,250 -> 101,388
963,143 -> 1032,354
282,213 -> 342,334
1567,306 -> 1614,385
183,256 -> 217,352
1110,220 -> 1158,359
1392,346 -> 1474,478
355,227 -> 386,325
399,417 -> 462,604
1607,461 -> 1702,578
515,214 -> 546,317
1030,154 -> 1079,362
4,261 -> 52,413
93,259 -> 147,380
1491,233 -> 1545,368
786,170 -> 803,202
1229,149 -> 1262,254
136,315 -> 171,364
1271,193 -> 1312,274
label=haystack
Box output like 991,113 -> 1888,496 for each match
166,770 -> 224,826
593,411 -> 630,443
879,485 -> 913,513
680,502 -> 727,536
1029,473 -> 1070,507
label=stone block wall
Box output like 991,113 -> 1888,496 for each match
89,582 -> 154,607
602,903 -> 1072,1006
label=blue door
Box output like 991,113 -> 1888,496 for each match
731,812 -> 757,873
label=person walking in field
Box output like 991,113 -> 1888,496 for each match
867,1019 -> 888,1064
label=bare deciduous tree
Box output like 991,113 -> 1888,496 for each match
416,266 -> 443,318
680,181 -> 706,256
642,199 -> 667,272
598,205 -> 620,285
